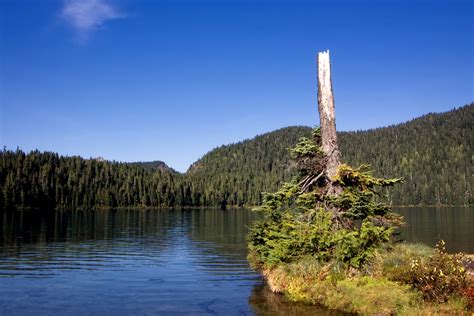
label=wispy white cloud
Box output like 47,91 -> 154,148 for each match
61,0 -> 124,41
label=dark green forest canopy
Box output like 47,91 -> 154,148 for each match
339,104 -> 472,206
127,161 -> 177,173
1,103 -> 472,209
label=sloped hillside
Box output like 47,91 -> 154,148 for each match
187,103 -> 473,206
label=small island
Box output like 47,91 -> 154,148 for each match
247,51 -> 473,314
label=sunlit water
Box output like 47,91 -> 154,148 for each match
0,207 -> 472,315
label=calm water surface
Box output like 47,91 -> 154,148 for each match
0,207 -> 472,315
0,209 -> 334,315
394,207 -> 474,253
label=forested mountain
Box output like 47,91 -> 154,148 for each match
1,104 -> 472,209
128,161 -> 176,173
339,104 -> 472,206
186,126 -> 309,207
185,103 -> 472,206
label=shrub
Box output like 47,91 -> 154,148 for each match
463,286 -> 474,310
401,240 -> 469,302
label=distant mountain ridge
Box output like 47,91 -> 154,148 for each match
128,161 -> 177,173
1,103 -> 472,209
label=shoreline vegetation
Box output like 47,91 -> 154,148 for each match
260,243 -> 473,314
246,52 -> 473,314
247,128 -> 473,314
4,203 -> 473,212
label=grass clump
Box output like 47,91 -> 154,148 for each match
368,242 -> 434,278
265,259 -> 421,315
333,277 -> 420,314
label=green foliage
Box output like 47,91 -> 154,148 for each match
289,137 -> 318,157
248,127 -> 403,270
0,149 -> 189,209
334,164 -> 402,190
248,208 -> 336,269
332,221 -> 395,268
289,128 -> 324,160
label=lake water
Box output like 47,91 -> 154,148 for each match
395,207 -> 474,253
0,207 -> 472,315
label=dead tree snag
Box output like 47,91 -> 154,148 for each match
317,50 -> 341,194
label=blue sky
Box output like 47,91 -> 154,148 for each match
1,0 -> 472,172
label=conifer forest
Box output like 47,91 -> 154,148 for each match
1,103 -> 472,210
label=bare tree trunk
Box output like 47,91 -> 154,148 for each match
317,50 -> 341,193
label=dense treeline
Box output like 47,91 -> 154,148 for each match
128,160 -> 176,173
0,104 -> 472,209
339,104 -> 472,206
0,151 -> 191,209
185,126 -> 308,207
0,126 -> 305,210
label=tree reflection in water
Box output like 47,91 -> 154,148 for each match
249,283 -> 347,316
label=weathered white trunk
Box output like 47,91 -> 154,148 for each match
317,50 -> 341,183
